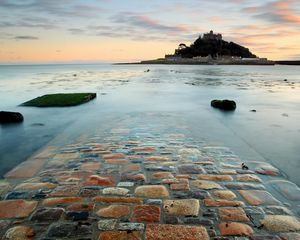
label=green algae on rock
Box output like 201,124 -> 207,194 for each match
21,93 -> 96,107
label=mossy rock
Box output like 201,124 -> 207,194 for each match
0,111 -> 24,123
211,99 -> 236,111
22,93 -> 96,107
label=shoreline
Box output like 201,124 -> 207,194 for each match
116,60 -> 300,66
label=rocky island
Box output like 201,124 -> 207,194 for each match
139,31 -> 274,65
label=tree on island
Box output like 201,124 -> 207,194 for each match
175,31 -> 257,59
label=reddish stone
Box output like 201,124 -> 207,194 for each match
152,172 -> 174,179
49,185 -> 80,197
145,224 -> 209,240
103,153 -> 126,159
97,205 -> 130,218
145,156 -> 169,161
99,231 -> 141,240
204,199 -> 244,207
14,182 -> 57,190
3,226 -> 35,240
80,162 -> 101,171
170,183 -> 190,191
239,190 -> 281,206
218,207 -> 249,222
93,150 -> 112,155
219,222 -> 254,236
55,170 -> 93,182
131,147 -> 156,153
127,140 -> 140,145
131,205 -> 160,222
213,190 -> 237,200
198,175 -> 233,181
121,174 -> 146,182
106,159 -> 129,164
236,174 -> 262,182
66,203 -> 94,211
83,175 -> 114,186
176,175 -> 191,179
0,200 -> 38,218
42,197 -> 82,206
93,196 -> 143,204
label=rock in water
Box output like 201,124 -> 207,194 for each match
211,100 -> 236,111
0,111 -> 24,123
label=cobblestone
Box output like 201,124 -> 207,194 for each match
1,123 -> 300,239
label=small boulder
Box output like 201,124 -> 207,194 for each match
0,111 -> 24,124
211,100 -> 236,111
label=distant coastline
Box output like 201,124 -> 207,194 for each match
117,60 -> 300,66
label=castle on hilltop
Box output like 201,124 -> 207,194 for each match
203,30 -> 222,41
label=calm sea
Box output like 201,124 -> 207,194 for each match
0,64 -> 300,184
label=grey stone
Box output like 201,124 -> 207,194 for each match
178,164 -> 205,174
31,208 -> 64,221
98,219 -> 118,230
117,182 -> 135,187
145,199 -> 163,205
47,223 -> 91,238
117,222 -> 144,231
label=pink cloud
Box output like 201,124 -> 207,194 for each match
272,1 -> 300,25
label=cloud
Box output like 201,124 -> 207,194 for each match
0,0 -> 103,18
68,28 -> 85,34
14,35 -> 39,40
245,0 -> 300,26
113,14 -> 190,33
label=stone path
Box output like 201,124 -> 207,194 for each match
1,114 -> 300,239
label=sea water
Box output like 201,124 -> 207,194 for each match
0,64 -> 299,185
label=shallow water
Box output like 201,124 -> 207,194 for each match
0,64 -> 299,185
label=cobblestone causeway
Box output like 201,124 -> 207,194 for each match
1,113 -> 300,239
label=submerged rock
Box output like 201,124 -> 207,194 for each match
211,99 -> 236,111
0,111 -> 24,124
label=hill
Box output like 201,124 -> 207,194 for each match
175,31 -> 257,58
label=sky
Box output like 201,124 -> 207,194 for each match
0,0 -> 300,63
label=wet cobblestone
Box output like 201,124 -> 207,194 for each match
1,119 -> 300,239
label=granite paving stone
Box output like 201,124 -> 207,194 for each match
0,200 -> 38,218
131,205 -> 161,222
261,215 -> 300,232
134,185 -> 169,198
218,207 -> 250,222
191,180 -> 222,190
239,190 -> 281,206
98,231 -> 142,240
96,205 -> 130,218
3,226 -> 35,240
145,224 -> 209,240
164,199 -> 200,216
213,190 -> 237,200
30,207 -> 64,221
219,222 -> 254,236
